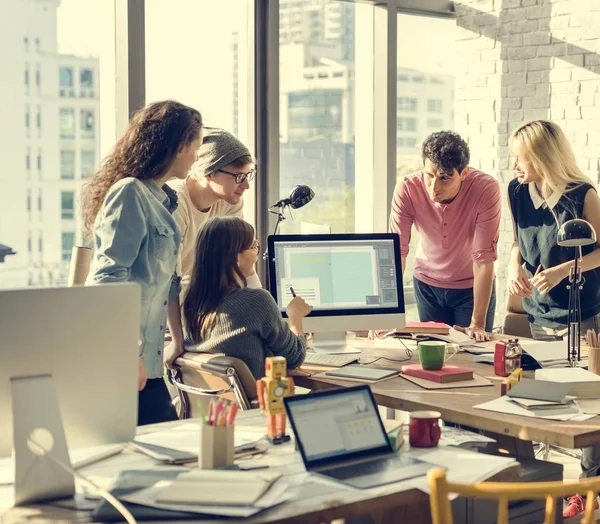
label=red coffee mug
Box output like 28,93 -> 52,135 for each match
409,410 -> 441,448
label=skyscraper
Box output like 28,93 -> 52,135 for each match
0,0 -> 100,288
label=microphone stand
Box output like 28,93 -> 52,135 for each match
262,203 -> 289,260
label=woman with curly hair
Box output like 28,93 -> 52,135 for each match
83,100 -> 203,425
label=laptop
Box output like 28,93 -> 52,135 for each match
284,385 -> 432,488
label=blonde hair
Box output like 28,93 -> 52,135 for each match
509,120 -> 592,203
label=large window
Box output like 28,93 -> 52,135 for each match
278,0 -> 371,234
397,13 -> 457,302
0,0 -> 113,289
145,1 -> 250,139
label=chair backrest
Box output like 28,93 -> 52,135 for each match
68,246 -> 92,286
502,292 -> 531,338
428,467 -> 600,524
168,352 -> 258,419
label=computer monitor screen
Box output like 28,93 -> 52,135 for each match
284,385 -> 391,467
0,284 -> 140,503
267,233 -> 405,353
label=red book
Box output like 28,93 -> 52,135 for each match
401,364 -> 474,383
396,322 -> 450,335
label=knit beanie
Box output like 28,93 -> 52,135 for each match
194,127 -> 252,177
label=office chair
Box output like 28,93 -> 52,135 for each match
167,352 -> 259,419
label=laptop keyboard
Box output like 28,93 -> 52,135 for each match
303,353 -> 359,367
325,458 -> 393,480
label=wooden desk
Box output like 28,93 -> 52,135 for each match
295,338 -> 600,451
0,411 -> 519,524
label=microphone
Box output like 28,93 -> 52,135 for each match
272,185 -> 315,209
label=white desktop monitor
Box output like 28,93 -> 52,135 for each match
267,233 -> 405,354
0,283 -> 140,504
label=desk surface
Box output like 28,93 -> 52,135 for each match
1,411 -> 518,524
295,338 -> 600,450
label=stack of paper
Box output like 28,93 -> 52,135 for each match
505,378 -> 579,417
156,470 -> 281,506
535,367 -> 600,399
121,470 -> 289,518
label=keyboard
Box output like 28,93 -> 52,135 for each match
326,458 -> 393,480
303,353 -> 360,367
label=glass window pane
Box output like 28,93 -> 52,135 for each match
59,66 -> 73,87
59,108 -> 75,138
0,0 -> 114,288
80,109 -> 95,138
61,191 -> 74,219
80,150 -> 95,178
279,0 -> 368,234
61,150 -> 75,179
145,1 -> 250,139
61,231 -> 75,261
397,14 -> 456,301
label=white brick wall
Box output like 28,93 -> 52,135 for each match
455,0 -> 600,328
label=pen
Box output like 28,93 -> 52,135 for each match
289,286 -> 297,298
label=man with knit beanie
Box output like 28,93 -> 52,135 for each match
168,128 -> 261,298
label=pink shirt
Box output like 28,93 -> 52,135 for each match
390,168 -> 501,289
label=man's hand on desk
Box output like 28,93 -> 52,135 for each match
453,324 -> 490,343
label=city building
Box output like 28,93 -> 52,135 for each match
0,0 -> 99,289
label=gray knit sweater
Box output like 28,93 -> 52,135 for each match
191,288 -> 307,379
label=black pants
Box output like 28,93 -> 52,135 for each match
138,377 -> 178,426
413,277 -> 496,332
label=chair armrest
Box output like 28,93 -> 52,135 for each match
167,369 -> 233,397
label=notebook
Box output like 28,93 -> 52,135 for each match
402,364 -> 473,383
155,470 -> 281,507
324,365 -> 399,382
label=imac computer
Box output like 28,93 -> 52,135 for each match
0,283 -> 140,505
267,233 -> 405,354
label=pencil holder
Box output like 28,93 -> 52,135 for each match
198,424 -> 234,469
589,347 -> 600,376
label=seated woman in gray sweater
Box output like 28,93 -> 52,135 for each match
183,216 -> 311,378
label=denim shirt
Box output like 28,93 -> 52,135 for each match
87,178 -> 181,379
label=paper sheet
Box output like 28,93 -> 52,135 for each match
439,427 -> 496,447
475,396 -> 596,421
576,399 -> 600,415
121,480 -> 290,517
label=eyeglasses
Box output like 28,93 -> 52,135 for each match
250,240 -> 260,253
219,168 -> 256,185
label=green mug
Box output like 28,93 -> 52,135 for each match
417,341 -> 458,371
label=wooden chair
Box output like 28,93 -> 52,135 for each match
67,246 -> 92,286
167,352 -> 259,418
428,467 -> 600,524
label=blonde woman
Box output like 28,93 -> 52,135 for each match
507,120 -> 600,519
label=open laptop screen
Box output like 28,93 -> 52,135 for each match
284,385 -> 393,468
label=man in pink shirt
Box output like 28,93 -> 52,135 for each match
390,131 -> 501,341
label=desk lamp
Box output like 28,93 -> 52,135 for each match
557,219 -> 597,365
263,185 -> 315,259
